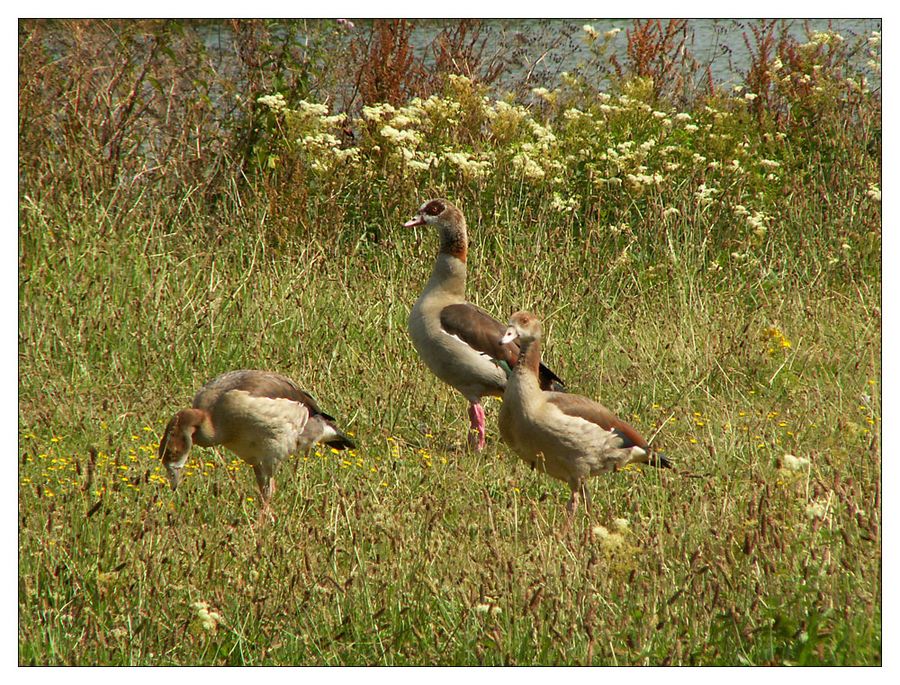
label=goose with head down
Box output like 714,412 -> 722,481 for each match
159,370 -> 354,516
498,311 -> 671,515
404,199 -> 565,450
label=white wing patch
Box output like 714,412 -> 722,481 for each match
440,327 -> 493,359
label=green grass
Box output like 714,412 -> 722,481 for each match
18,22 -> 880,664
18,186 -> 880,665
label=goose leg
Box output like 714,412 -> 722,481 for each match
253,463 -> 273,501
467,402 -> 487,451
566,484 -> 581,517
252,464 -> 277,525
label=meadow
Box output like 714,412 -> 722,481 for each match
18,20 -> 881,665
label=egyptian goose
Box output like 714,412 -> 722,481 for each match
404,199 -> 564,450
498,312 -> 671,515
158,370 -> 355,509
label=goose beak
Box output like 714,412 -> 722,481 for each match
164,464 -> 183,491
500,326 -> 518,345
404,214 -> 426,228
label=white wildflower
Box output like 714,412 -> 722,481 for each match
811,30 -> 843,45
744,92 -> 758,101
760,159 -> 781,170
389,114 -> 416,128
447,74 -> 473,88
696,183 -> 719,206
379,125 -> 422,146
805,502 -> 827,520
512,153 -> 546,179
747,211 -> 769,238
361,103 -> 396,122
257,93 -> 287,112
592,525 -> 625,551
626,172 -> 663,188
684,124 -> 699,133
300,132 -> 340,148
322,113 -> 347,127
610,517 -> 630,533
443,151 -> 492,179
551,193 -> 578,213
529,120 -> 557,144
604,28 -> 622,39
407,159 -> 432,172
674,112 -> 692,122
332,147 -> 361,163
190,601 -> 223,634
296,100 -> 329,117
582,24 -> 599,40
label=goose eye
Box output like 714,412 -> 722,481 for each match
424,200 -> 444,216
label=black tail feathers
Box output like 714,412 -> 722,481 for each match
325,426 -> 356,451
538,363 -> 566,392
649,451 -> 673,469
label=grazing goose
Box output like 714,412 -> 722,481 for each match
498,312 -> 671,515
159,370 -> 354,509
405,199 -> 565,450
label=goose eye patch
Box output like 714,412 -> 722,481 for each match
424,200 -> 444,216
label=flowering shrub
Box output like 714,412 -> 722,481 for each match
250,23 -> 879,279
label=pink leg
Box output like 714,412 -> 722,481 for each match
467,402 -> 487,451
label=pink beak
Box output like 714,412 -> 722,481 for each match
500,325 -> 518,345
404,215 -> 426,228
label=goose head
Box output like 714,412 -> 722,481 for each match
158,408 -> 204,490
500,310 -> 543,346
404,198 -> 468,261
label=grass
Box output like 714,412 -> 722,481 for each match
18,20 -> 880,666
18,192 -> 880,665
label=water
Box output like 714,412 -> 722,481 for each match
193,18 -> 881,109
404,18 -> 881,91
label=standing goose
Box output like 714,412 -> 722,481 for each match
159,370 -> 354,510
405,199 -> 564,450
498,311 -> 671,515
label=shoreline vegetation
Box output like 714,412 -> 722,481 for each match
18,19 -> 880,665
